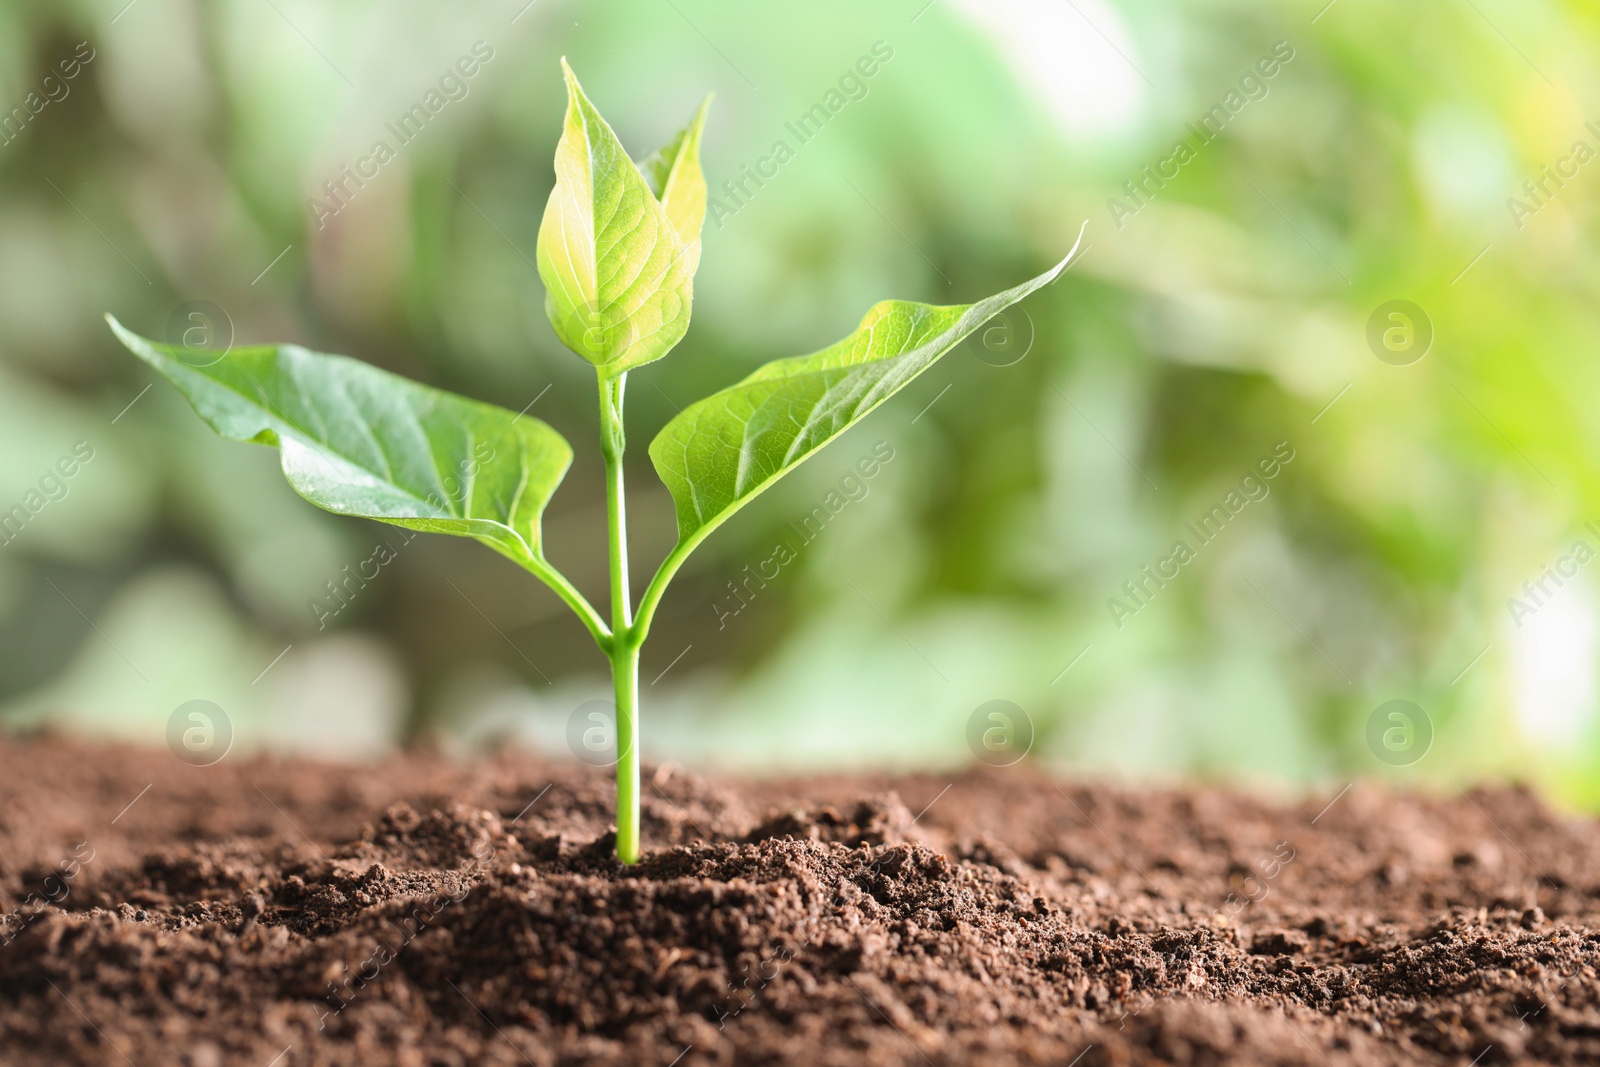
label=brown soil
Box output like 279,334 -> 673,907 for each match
1,739 -> 1597,1066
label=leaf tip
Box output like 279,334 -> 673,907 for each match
558,56 -> 585,98
105,314 -> 148,356
1045,220 -> 1090,283
682,94 -> 712,155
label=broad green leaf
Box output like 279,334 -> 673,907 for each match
107,317 -> 571,568
649,247 -> 1081,547
537,58 -> 693,374
638,94 -> 712,275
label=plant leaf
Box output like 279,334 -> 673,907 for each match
638,94 -> 712,276
537,58 -> 694,374
107,317 -> 572,568
649,244 -> 1083,548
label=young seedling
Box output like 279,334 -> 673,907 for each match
108,59 -> 1081,863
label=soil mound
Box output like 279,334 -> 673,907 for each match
1,739 -> 1598,1065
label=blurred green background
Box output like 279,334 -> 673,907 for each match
1,0 -> 1596,806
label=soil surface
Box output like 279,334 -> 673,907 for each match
1,739 -> 1598,1066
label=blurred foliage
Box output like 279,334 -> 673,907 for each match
1,0 -> 1598,807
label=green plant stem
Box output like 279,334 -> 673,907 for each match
610,638 -> 640,862
599,372 -> 641,863
633,539 -> 694,644
525,556 -> 611,650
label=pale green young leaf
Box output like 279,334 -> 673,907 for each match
648,244 -> 1082,549
107,317 -> 572,569
537,58 -> 694,374
638,94 -> 712,275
